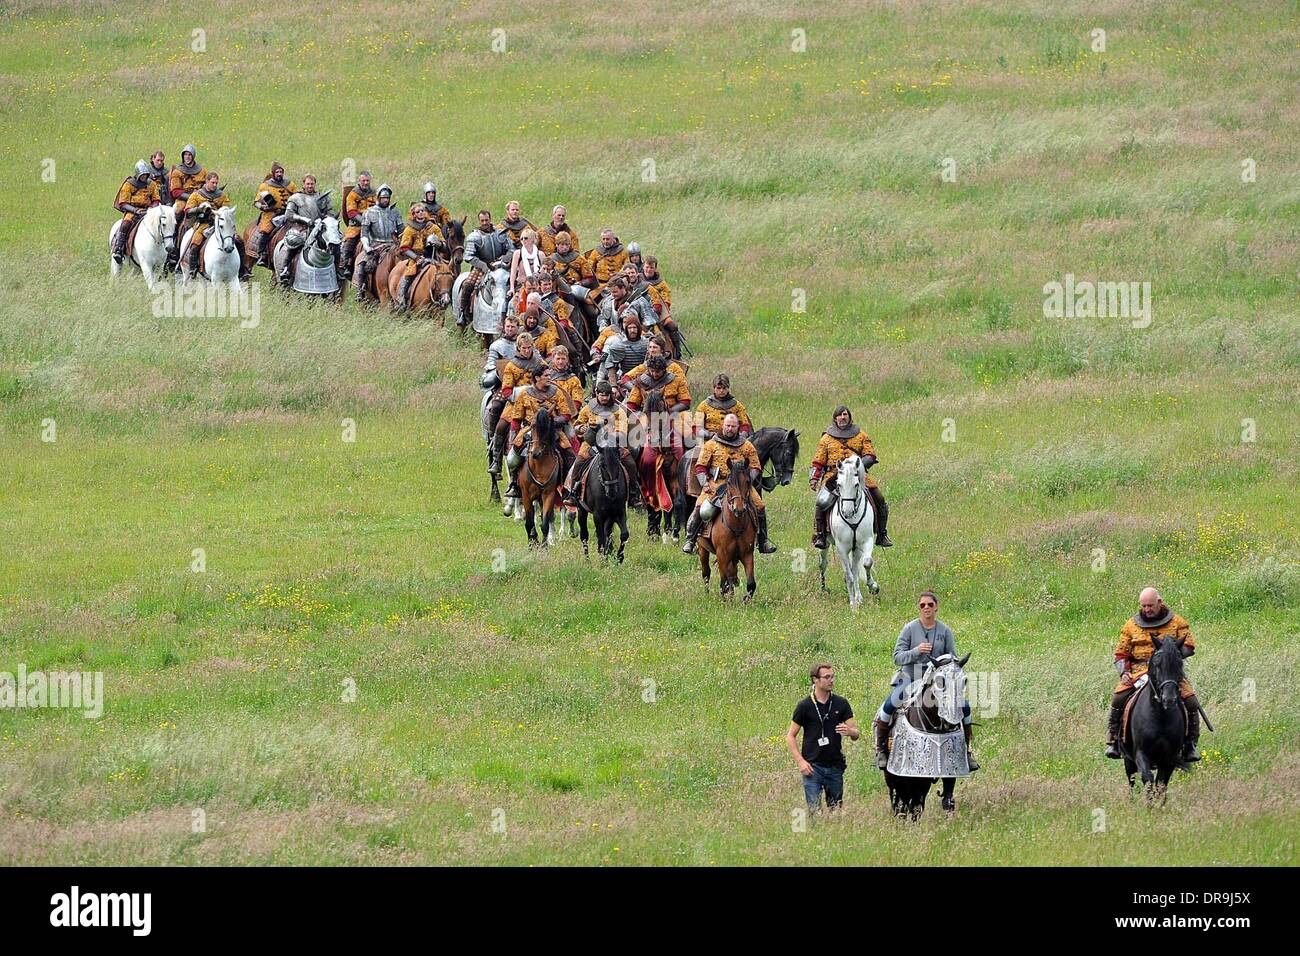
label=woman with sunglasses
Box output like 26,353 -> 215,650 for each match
872,590 -> 978,771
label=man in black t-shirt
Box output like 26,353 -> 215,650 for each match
786,663 -> 860,812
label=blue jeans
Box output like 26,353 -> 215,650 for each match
802,764 -> 844,812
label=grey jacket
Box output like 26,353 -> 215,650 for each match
892,618 -> 957,685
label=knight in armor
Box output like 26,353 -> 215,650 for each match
420,182 -> 454,235
598,276 -> 657,334
181,171 -> 232,275
504,365 -> 575,499
680,413 -> 775,554
693,374 -> 752,441
809,405 -> 892,550
538,204 -> 579,257
250,162 -> 297,265
168,144 -> 207,224
497,200 -> 535,246
354,184 -> 402,303
586,228 -> 629,304
488,331 -> 545,481
147,150 -> 168,200
278,174 -> 328,284
339,171 -> 376,280
601,312 -> 649,387
1105,588 -> 1201,762
547,231 -> 597,328
872,592 -> 977,771
625,241 -> 645,276
548,346 -> 586,420
619,338 -> 686,390
625,259 -> 685,359
482,315 -> 519,393
457,209 -> 515,327
562,380 -> 638,507
111,160 -> 161,263
393,202 -> 446,312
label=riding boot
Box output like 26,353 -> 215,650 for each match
869,486 -> 893,547
812,507 -> 828,550
339,237 -> 357,279
681,510 -> 701,554
623,459 -> 641,508
251,229 -> 266,265
665,322 -> 685,360
757,511 -> 777,554
186,243 -> 202,276
1104,691 -> 1128,758
112,225 -> 129,263
1182,696 -> 1202,762
963,723 -> 980,771
354,263 -> 368,303
395,274 -> 412,313
505,461 -> 521,499
488,429 -> 506,478
873,719 -> 891,769
456,279 -> 474,327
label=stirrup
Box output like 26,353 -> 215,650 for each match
1182,744 -> 1201,762
966,749 -> 980,771
1104,740 -> 1122,759
876,532 -> 894,547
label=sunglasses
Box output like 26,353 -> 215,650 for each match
919,602 -> 936,608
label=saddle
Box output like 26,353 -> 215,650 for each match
124,216 -> 145,258
1120,677 -> 1190,751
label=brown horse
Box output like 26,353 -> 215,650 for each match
386,257 -> 456,319
697,460 -> 758,601
519,407 -> 563,547
443,216 -> 467,272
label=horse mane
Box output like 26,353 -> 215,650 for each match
644,388 -> 666,417
532,405 -> 555,450
1150,635 -> 1186,682
726,458 -> 751,494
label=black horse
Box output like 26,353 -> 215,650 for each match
1122,635 -> 1192,802
578,444 -> 629,562
883,653 -> 970,819
674,425 -> 799,542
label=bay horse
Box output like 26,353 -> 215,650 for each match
443,215 -> 467,271
1122,635 -> 1196,803
519,406 -> 563,547
639,389 -> 683,542
677,425 -> 799,542
242,220 -> 286,273
385,256 -> 456,318
883,653 -> 971,819
577,444 -> 629,562
696,459 -> 757,601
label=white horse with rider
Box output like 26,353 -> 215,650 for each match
109,204 -> 176,292
819,454 -> 880,609
180,205 -> 242,293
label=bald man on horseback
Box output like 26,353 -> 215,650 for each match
681,413 -> 776,555
1105,587 -> 1202,763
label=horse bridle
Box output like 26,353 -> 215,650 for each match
152,210 -> 175,249
834,462 -> 870,551
524,433 -> 560,489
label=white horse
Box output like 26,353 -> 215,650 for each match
452,265 -> 511,338
180,205 -> 241,292
819,454 -> 879,610
109,205 -> 176,291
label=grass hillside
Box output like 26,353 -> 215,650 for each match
0,0 -> 1297,864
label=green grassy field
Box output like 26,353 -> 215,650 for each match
0,0 -> 1297,865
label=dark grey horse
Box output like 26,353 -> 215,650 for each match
1122,635 -> 1191,802
884,653 -> 970,819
